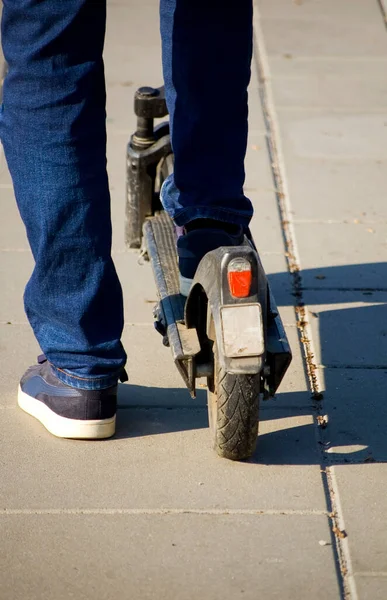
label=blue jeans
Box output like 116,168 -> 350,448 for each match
0,0 -> 253,389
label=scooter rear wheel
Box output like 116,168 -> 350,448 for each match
207,310 -> 261,461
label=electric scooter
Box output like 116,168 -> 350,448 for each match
125,86 -> 292,461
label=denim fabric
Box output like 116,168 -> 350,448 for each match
0,0 -> 253,389
160,0 -> 254,226
0,0 -> 125,389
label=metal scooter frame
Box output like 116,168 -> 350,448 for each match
126,86 -> 292,400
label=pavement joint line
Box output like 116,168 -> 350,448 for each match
293,219 -> 387,224
275,106 -> 387,114
324,459 -> 387,465
267,75 -> 387,81
253,12 -> 323,399
283,153 -> 387,161
329,467 -> 359,600
266,54 -> 387,61
354,572 -> 387,578
319,364 -> 387,370
253,6 -> 356,599
261,16 -> 386,26
302,287 -> 387,293
0,508 -> 329,516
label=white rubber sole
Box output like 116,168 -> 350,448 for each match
179,274 -> 193,297
17,386 -> 116,440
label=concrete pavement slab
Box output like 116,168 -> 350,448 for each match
245,133 -> 276,194
270,61 -> 387,110
106,2 -> 160,50
294,223 -> 387,289
120,324 -> 197,401
261,17 -> 387,58
257,0 -> 385,23
0,514 -> 340,600
268,56 -> 387,80
317,368 -> 387,463
260,252 -> 294,312
248,56 -> 268,135
278,157 -> 387,222
0,251 -> 33,323
303,291 -> 387,367
271,326 -> 310,400
249,204 -> 288,256
0,324 -> 39,407
277,110 -> 387,160
332,463 -> 387,575
105,48 -> 162,106
355,577 -> 387,600
104,1 -> 162,106
0,150 -> 13,187
1,407 -> 325,510
0,189 -> 29,251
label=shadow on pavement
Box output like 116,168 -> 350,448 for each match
115,262 -> 387,465
269,262 -> 387,465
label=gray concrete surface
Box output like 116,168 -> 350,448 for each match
0,514 -> 339,600
1,0 -> 386,598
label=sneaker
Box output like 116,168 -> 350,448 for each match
176,219 -> 245,296
18,355 -> 127,439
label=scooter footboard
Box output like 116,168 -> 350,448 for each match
143,212 -> 202,396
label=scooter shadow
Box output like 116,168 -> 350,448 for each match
115,383 -> 208,440
115,262 -> 387,465
116,384 -> 325,466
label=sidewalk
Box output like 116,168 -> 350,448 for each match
1,1 -> 386,598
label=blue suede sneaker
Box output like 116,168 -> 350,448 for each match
18,355 -> 127,439
176,219 -> 245,296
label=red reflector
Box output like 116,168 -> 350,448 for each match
228,270 -> 252,298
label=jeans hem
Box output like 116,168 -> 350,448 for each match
172,206 -> 253,228
51,364 -> 124,390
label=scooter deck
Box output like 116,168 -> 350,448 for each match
144,211 -> 183,317
143,212 -> 202,393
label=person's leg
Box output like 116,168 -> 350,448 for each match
0,0 -> 126,391
160,0 -> 254,228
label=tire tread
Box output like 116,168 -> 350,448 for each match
213,362 -> 260,460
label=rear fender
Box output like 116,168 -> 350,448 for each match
185,244 -> 267,376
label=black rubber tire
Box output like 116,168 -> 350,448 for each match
207,314 -> 261,461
